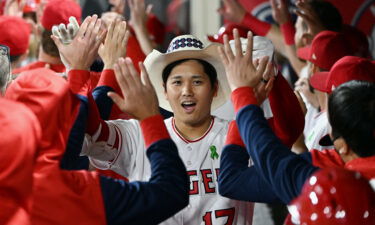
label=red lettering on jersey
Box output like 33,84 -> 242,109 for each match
203,211 -> 213,225
187,170 -> 199,195
201,169 -> 216,193
215,168 -> 220,178
215,208 -> 235,225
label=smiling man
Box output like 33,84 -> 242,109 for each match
83,34 -> 304,225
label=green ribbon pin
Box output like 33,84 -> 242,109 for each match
210,145 -> 219,160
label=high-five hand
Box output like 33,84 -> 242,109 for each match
108,58 -> 160,121
51,15 -> 106,70
218,29 -> 269,91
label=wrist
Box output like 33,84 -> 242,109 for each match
280,20 -> 295,45
140,114 -> 169,148
231,87 -> 259,113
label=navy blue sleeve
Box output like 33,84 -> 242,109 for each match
100,139 -> 189,225
61,94 -> 89,170
218,144 -> 282,203
237,105 -> 319,204
92,86 -> 114,120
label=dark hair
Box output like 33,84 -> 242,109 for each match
300,0 -> 343,32
162,59 -> 218,88
9,54 -> 21,63
41,29 -> 60,57
328,80 -> 375,157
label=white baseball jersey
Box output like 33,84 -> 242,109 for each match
305,111 -> 333,151
83,117 -> 254,225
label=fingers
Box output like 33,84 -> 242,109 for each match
59,24 -> 69,42
114,58 -> 130,94
106,18 -> 116,41
50,34 -> 63,49
263,62 -> 273,81
223,34 -> 235,62
244,31 -> 254,62
125,57 -> 142,89
218,46 -> 229,66
256,56 -> 269,81
76,16 -> 91,38
233,29 -> 243,57
69,16 -> 80,37
117,21 -> 127,45
52,25 -> 62,40
139,62 -> 152,87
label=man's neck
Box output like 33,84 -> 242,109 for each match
38,47 -> 62,65
173,116 -> 213,141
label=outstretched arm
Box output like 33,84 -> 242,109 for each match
102,55 -> 188,224
219,30 -> 318,204
219,121 -> 281,203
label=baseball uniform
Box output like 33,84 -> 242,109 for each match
82,66 -> 304,224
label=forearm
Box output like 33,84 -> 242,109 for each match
61,70 -> 92,170
101,115 -> 188,225
232,87 -> 318,204
219,144 -> 281,203
133,25 -> 156,56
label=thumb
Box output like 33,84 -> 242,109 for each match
50,34 -> 64,49
107,92 -> 125,110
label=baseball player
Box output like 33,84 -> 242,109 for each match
217,31 -> 375,214
5,62 -> 189,225
81,28 -> 304,224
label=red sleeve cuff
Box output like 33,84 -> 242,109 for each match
225,121 -> 245,147
241,13 -> 271,36
68,70 -> 90,95
231,87 -> 258,113
97,69 -> 121,93
140,114 -> 170,148
280,21 -> 296,45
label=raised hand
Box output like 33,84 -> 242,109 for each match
253,61 -> 275,104
270,0 -> 290,25
128,0 -> 148,29
98,19 -> 129,70
52,17 -> 80,45
51,15 -> 106,70
218,0 -> 246,23
295,0 -> 325,37
4,0 -> 25,17
108,58 -> 160,121
218,29 -> 269,91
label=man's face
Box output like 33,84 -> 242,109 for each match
164,60 -> 217,126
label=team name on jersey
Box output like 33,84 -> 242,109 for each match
187,168 -> 220,195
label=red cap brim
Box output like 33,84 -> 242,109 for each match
310,71 -> 331,93
207,35 -> 222,43
297,46 -> 311,61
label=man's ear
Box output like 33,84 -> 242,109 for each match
301,32 -> 313,46
163,83 -> 168,100
336,138 -> 359,162
212,82 -> 218,97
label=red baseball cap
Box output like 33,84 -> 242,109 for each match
207,23 -> 249,43
289,168 -> 375,225
41,0 -> 81,30
0,16 -> 30,56
23,0 -> 40,13
310,56 -> 375,93
297,31 -> 352,70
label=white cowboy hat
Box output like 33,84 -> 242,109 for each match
144,35 -> 230,112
